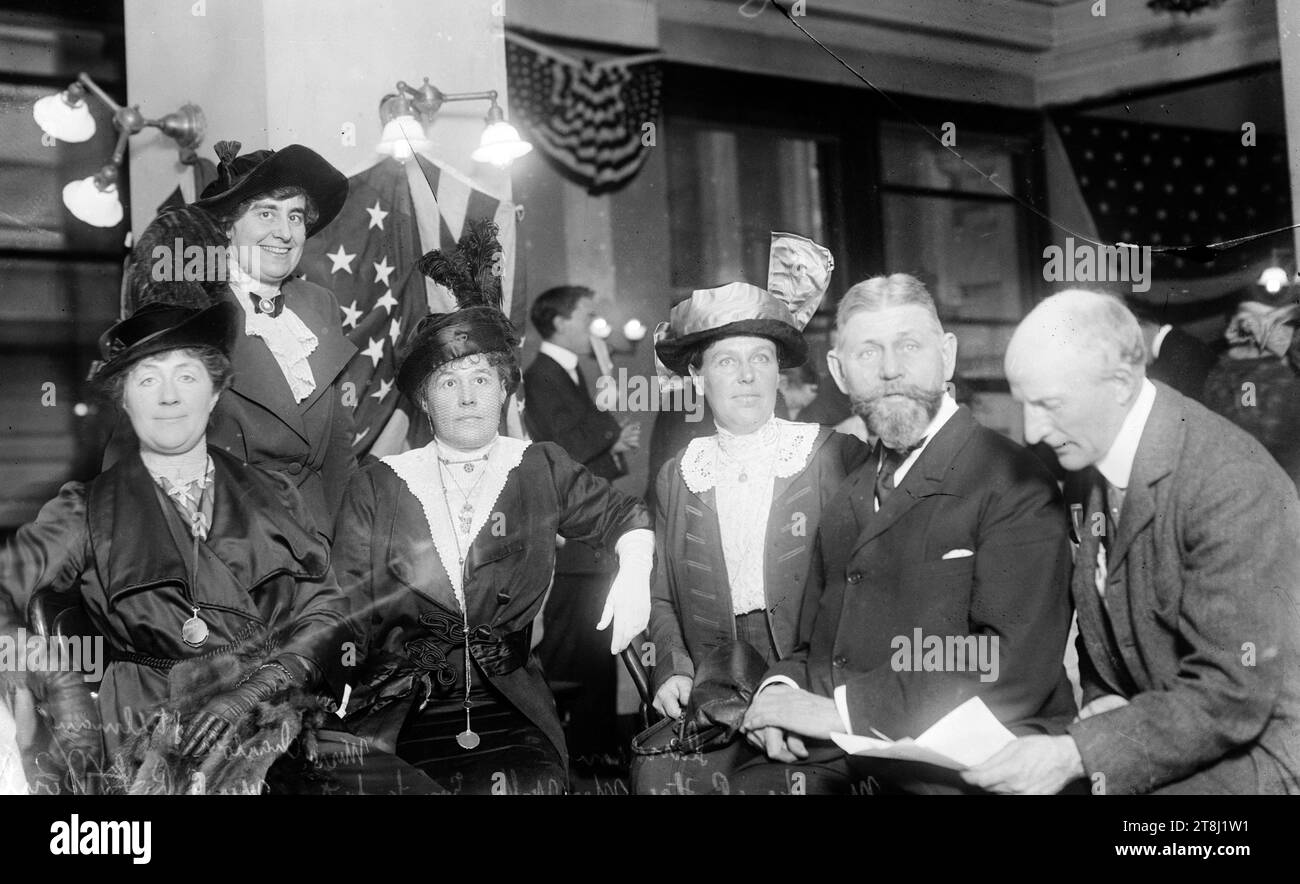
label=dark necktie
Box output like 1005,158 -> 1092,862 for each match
874,443 -> 910,508
572,361 -> 588,393
248,292 -> 285,318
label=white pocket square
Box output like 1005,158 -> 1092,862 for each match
942,548 -> 974,560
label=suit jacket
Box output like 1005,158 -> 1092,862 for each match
104,278 -> 358,540
523,352 -> 626,574
1066,382 -> 1300,794
767,406 -> 1076,739
1147,327 -> 1215,403
333,442 -> 652,768
649,426 -> 869,691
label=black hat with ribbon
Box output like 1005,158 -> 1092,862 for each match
193,140 -> 347,237
396,219 -> 522,400
92,301 -> 239,386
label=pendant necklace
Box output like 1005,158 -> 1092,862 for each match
179,468 -> 211,648
435,443 -> 496,750
438,450 -> 492,536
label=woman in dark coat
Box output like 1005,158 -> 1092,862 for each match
0,302 -> 352,789
335,230 -> 653,794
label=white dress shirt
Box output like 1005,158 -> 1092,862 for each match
1091,378 -> 1158,598
1151,324 -> 1173,360
539,340 -> 580,386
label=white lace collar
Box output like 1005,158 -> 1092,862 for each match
382,434 -> 530,609
679,418 -> 820,495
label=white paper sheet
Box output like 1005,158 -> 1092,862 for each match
829,696 -> 1016,771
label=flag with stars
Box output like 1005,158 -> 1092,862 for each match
297,155 -> 523,457
1055,115 -> 1291,277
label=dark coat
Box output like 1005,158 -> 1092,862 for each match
1066,382 -> 1300,794
210,278 -> 358,537
333,442 -> 652,769
104,278 -> 358,539
648,426 -> 869,691
0,447 -> 351,757
523,352 -> 626,574
1146,326 -> 1215,403
767,406 -> 1077,738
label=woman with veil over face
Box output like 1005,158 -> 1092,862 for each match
334,220 -> 654,794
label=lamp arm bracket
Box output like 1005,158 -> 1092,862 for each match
75,72 -> 122,112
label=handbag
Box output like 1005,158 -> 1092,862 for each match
628,640 -> 768,795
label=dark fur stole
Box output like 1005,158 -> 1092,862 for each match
110,644 -> 335,795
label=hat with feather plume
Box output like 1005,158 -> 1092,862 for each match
396,218 -> 521,399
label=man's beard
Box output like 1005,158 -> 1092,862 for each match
852,382 -> 945,451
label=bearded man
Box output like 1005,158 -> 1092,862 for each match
731,274 -> 1076,794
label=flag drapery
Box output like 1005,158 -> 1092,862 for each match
1055,115 -> 1291,279
505,30 -> 663,195
298,154 -> 523,458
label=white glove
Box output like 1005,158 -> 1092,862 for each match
597,528 -> 654,653
0,690 -> 31,795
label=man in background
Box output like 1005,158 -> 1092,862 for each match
523,285 -> 640,772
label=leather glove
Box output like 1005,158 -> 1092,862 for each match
181,656 -> 305,758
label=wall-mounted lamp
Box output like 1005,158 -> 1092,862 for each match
32,72 -> 205,227
377,77 -> 531,167
589,316 -> 647,358
623,319 -> 647,342
1257,250 -> 1292,295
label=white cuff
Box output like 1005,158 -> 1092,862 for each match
758,675 -> 799,694
833,685 -> 853,735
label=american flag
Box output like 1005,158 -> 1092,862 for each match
297,155 -> 523,457
1056,114 -> 1291,277
506,31 -> 662,195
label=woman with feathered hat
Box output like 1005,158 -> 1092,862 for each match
110,141 -> 357,540
334,220 -> 654,793
645,235 -> 869,777
0,301 -> 353,792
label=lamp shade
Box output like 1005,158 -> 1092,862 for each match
1258,265 -> 1290,295
623,318 -> 647,342
589,316 -> 612,339
472,119 -> 532,167
33,91 -> 96,143
63,176 -> 123,227
376,114 -> 431,163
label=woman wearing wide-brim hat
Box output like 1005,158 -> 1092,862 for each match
334,221 -> 654,794
111,140 -> 358,541
643,234 -> 870,792
0,301 -> 355,792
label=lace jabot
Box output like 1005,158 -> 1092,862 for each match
679,418 -> 820,494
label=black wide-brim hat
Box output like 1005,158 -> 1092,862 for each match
193,141 -> 347,238
93,301 -> 240,385
396,306 -> 522,401
654,282 -> 808,375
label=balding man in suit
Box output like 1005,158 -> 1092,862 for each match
965,289 -> 1300,795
